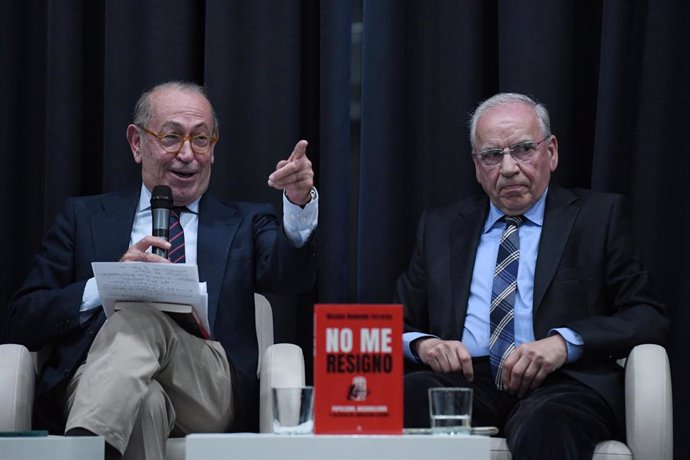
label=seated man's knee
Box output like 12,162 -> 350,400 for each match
110,306 -> 168,327
98,307 -> 174,345
505,402 -> 585,459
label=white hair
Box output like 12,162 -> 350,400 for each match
468,93 -> 551,149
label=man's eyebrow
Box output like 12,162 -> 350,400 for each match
511,139 -> 535,145
159,121 -> 211,132
480,138 -> 533,150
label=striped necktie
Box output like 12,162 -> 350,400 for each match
168,207 -> 186,264
489,215 -> 524,389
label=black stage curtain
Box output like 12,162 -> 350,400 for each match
1,0 -> 688,455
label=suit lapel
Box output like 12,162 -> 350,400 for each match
197,195 -> 240,332
91,190 -> 139,262
450,196 -> 488,338
533,187 -> 580,314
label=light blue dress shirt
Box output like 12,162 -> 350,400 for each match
403,189 -> 583,363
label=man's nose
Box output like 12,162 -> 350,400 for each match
499,150 -> 519,175
176,140 -> 195,162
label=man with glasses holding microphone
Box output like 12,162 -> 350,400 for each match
8,81 -> 318,459
399,93 -> 668,459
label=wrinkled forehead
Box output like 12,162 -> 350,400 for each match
476,103 -> 540,145
149,88 -> 214,128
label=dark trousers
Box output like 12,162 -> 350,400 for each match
404,358 -> 621,460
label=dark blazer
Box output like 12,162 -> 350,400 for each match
396,186 -> 669,427
8,188 -> 317,433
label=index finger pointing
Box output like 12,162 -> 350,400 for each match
288,140 -> 308,161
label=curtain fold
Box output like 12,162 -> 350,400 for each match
319,0 -> 353,303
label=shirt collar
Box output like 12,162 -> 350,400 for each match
484,187 -> 548,233
137,183 -> 200,214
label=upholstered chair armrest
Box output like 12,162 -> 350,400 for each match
0,344 -> 35,431
625,344 -> 673,460
258,343 -> 306,433
254,293 -> 275,377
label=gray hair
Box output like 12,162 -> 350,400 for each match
468,93 -> 551,149
132,81 -> 219,136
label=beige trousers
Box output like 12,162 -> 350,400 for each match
64,307 -> 233,459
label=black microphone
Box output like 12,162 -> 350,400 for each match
150,185 -> 173,258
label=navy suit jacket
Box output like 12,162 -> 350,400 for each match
8,188 -> 317,433
396,186 -> 669,427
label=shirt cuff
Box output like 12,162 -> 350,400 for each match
283,187 -> 319,247
549,327 -> 583,363
80,277 -> 103,324
403,331 -> 437,363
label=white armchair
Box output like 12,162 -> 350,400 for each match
489,344 -> 673,460
0,293 -> 306,460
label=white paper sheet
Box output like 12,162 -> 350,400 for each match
91,262 -> 209,336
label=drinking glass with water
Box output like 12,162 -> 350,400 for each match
428,387 -> 473,435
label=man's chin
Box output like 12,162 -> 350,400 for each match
497,196 -> 531,215
171,188 -> 200,207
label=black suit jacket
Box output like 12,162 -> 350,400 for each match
396,186 -> 669,427
8,188 -> 317,433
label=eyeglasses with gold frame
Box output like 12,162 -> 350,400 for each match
138,125 -> 218,155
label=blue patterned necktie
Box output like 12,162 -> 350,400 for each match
168,207 -> 186,264
489,215 -> 524,389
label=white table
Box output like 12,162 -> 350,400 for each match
186,433 -> 490,460
0,435 -> 104,460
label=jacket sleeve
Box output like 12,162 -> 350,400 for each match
7,198 -> 91,350
563,195 -> 670,360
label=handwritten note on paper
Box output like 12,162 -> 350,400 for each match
92,262 -> 202,317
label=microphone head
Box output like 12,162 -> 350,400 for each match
151,185 -> 173,209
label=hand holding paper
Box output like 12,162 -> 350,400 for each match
91,262 -> 211,338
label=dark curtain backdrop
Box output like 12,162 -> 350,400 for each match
1,0 -> 688,456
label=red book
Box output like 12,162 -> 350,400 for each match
313,304 -> 403,434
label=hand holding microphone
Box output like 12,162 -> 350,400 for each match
118,184 -> 173,263
150,185 -> 173,259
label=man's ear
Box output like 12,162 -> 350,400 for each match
126,124 -> 143,164
547,135 -> 559,172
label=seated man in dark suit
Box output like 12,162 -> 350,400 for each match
8,81 -> 318,459
398,92 -> 669,459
